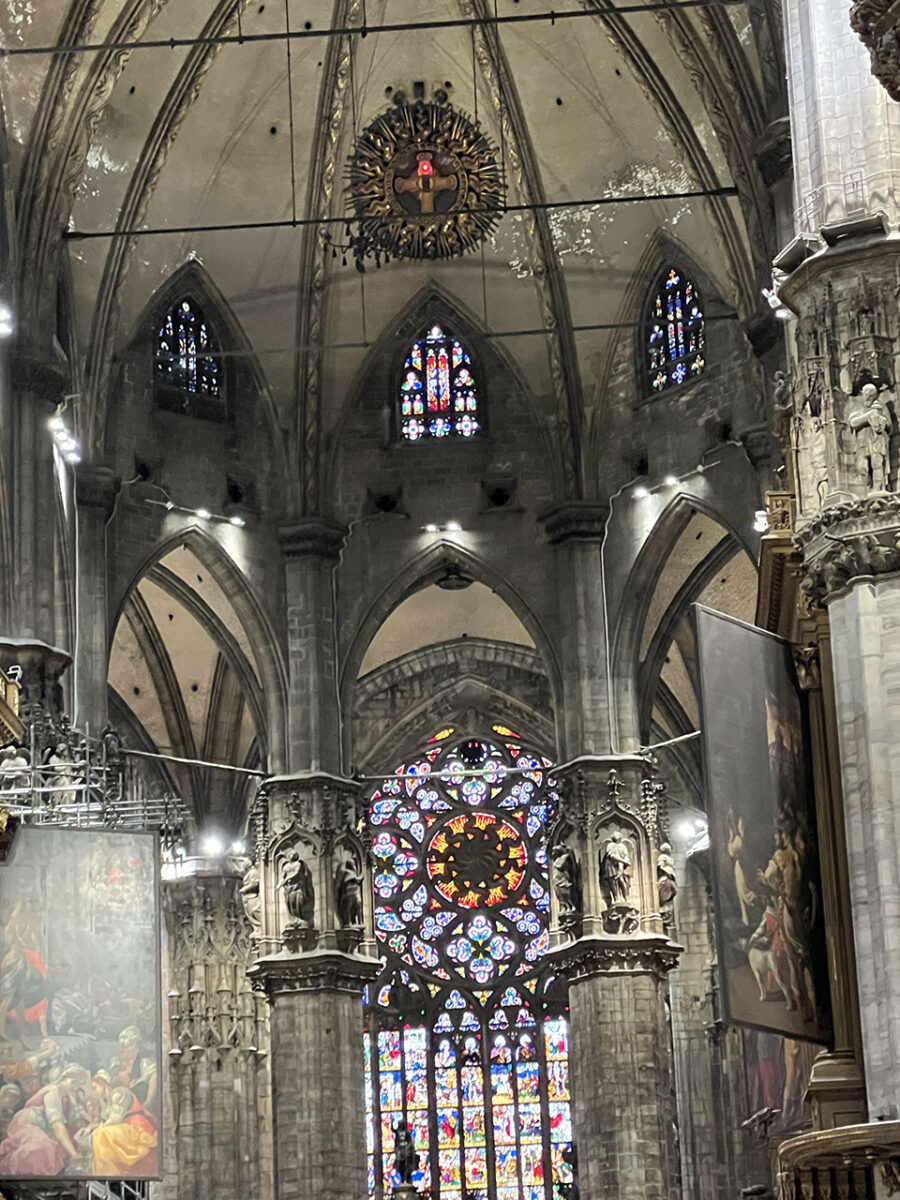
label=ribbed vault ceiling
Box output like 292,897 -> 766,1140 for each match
2,0 -> 778,456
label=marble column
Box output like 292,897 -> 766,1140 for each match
538,501 -> 612,756
249,772 -> 377,1200
72,462 -> 117,735
7,353 -> 67,646
793,629 -> 867,1127
549,758 -> 681,1200
278,518 -> 347,775
774,0 -> 900,1128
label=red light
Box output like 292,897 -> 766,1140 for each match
418,159 -> 433,175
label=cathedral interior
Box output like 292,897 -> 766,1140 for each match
0,0 -> 899,1198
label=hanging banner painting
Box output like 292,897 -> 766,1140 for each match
0,826 -> 160,1180
695,606 -> 832,1045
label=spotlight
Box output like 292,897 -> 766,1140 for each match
201,833 -> 224,856
753,509 -> 769,533
632,485 -> 650,499
445,521 -> 462,532
663,475 -> 679,487
230,839 -> 246,855
0,305 -> 14,338
675,819 -> 699,840
65,450 -> 81,464
196,508 -> 212,520
228,515 -> 245,528
423,523 -> 439,533
48,416 -> 66,434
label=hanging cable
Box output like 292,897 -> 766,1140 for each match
284,0 -> 298,224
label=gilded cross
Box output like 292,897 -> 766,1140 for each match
394,152 -> 458,215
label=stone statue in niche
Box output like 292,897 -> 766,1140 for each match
793,413 -> 829,510
334,852 -> 364,928
392,1117 -> 419,1185
849,382 -> 893,492
100,723 -> 122,765
772,370 -> 794,448
240,861 -> 262,932
551,842 -> 582,919
599,832 -> 638,935
599,832 -> 632,905
657,842 -> 677,928
279,850 -> 315,930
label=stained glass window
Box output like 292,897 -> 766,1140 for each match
647,268 -> 705,393
155,298 -> 221,406
364,733 -> 573,1200
399,325 -> 480,441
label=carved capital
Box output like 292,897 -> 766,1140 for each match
249,949 -> 379,996
796,492 -> 900,603
264,771 -> 363,850
73,463 -> 118,515
278,518 -> 347,562
538,501 -> 609,545
548,932 -> 681,983
9,353 -> 67,403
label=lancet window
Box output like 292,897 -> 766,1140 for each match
646,268 -> 705,393
155,297 -> 221,414
364,727 -> 573,1200
398,325 -> 480,441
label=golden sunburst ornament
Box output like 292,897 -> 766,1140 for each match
346,101 -> 505,262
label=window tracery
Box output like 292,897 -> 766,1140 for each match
155,297 -> 221,415
399,325 -> 479,441
364,729 -> 572,1200
646,268 -> 705,393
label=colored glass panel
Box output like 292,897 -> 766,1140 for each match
364,731 -> 573,1198
156,298 -> 220,397
646,268 -> 705,392
398,326 -> 480,440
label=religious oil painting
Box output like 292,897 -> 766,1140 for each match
695,606 -> 832,1044
742,1029 -> 814,1135
0,827 -> 160,1180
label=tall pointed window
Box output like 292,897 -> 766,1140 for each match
364,727 -> 573,1200
155,298 -> 222,418
646,268 -> 705,393
399,325 -> 480,441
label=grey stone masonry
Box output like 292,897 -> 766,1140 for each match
828,574 -> 900,1119
251,951 -> 378,1200
549,756 -> 682,1200
249,771 -> 378,1199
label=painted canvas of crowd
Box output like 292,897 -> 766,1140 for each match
0,827 -> 160,1179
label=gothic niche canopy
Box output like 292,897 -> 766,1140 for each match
346,101 -> 505,263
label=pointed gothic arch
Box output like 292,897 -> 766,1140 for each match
108,523 -> 288,774
107,260 -> 288,489
325,282 -> 561,503
341,541 -> 564,768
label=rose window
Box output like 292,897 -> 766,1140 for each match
365,728 -> 572,1200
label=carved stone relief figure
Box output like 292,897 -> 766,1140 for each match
657,842 -> 677,929
794,414 -> 829,510
279,849 -> 315,930
334,851 -> 364,928
849,382 -> 893,491
551,841 -> 582,919
772,370 -> 794,451
240,862 -> 262,933
599,832 -> 632,907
